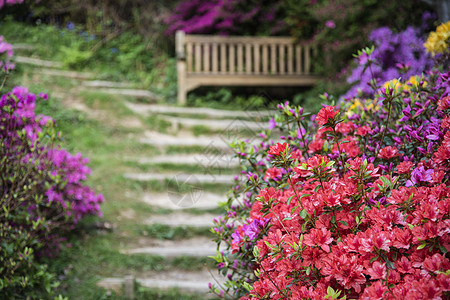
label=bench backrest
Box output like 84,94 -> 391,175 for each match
176,31 -> 314,76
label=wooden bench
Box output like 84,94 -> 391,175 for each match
175,30 -> 318,105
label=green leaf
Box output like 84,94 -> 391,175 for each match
380,176 -> 390,186
242,281 -> 253,292
300,209 -> 308,219
306,266 -> 311,275
286,196 -> 294,205
417,243 -> 427,250
386,260 -> 395,269
338,220 -> 349,227
253,246 -> 260,258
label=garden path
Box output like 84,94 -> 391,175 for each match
16,53 -> 268,298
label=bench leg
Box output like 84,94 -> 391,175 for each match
177,60 -> 187,105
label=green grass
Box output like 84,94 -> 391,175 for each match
134,285 -> 214,300
144,115 -> 173,133
78,90 -> 136,118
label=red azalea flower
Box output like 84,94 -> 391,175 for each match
264,167 -> 282,181
396,161 -> 414,174
267,142 -> 289,156
291,149 -> 303,161
316,105 -> 339,126
441,116 -> 450,128
396,256 -> 414,274
306,154 -> 328,169
378,146 -> 400,160
367,261 -> 387,280
325,254 -> 366,293
308,138 -> 324,152
356,125 -> 372,136
392,227 -> 412,249
336,121 -> 355,134
303,228 -> 333,252
423,253 -> 448,274
361,280 -> 389,300
437,95 -> 450,110
332,137 -> 361,157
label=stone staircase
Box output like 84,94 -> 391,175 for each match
94,100 -> 264,296
14,50 -> 270,298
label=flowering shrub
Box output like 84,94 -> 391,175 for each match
424,21 -> 450,57
210,29 -> 450,299
424,21 -> 450,72
0,0 -> 23,9
0,35 -> 14,73
285,0 -> 434,78
1,86 -> 103,296
344,26 -> 433,99
165,0 -> 286,36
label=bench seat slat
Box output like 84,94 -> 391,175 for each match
186,42 -> 193,73
228,44 -> 235,74
212,43 -> 218,73
220,44 -> 226,73
246,44 -> 252,74
203,43 -> 210,74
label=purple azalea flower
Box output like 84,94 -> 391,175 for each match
243,220 -> 259,241
405,166 -> 434,187
325,20 -> 336,29
268,117 -> 277,130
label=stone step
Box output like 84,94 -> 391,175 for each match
124,173 -> 236,185
34,68 -> 94,80
139,130 -> 262,151
139,135 -> 233,152
122,245 -> 216,257
12,44 -> 34,51
98,269 -> 225,294
145,212 -> 220,228
140,192 -> 232,210
15,55 -> 63,68
95,88 -> 161,101
81,80 -> 133,89
125,101 -> 274,119
125,154 -> 240,169
121,237 -> 221,258
165,115 -> 266,131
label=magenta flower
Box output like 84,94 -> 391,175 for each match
268,117 -> 276,130
405,166 -> 434,187
325,20 -> 336,29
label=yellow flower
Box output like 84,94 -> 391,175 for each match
383,78 -> 404,93
424,21 -> 450,56
366,99 -> 379,111
406,75 -> 427,89
345,98 -> 361,117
